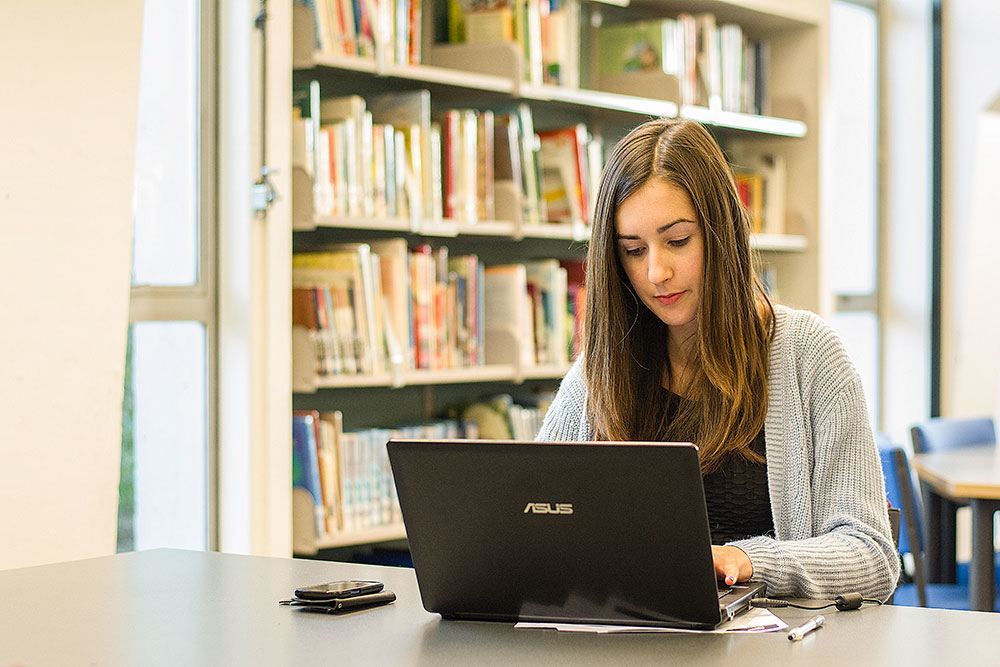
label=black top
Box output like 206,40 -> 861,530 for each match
663,392 -> 775,545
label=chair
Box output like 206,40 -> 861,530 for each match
910,417 -> 995,454
909,417 -> 998,586
876,433 -> 1000,609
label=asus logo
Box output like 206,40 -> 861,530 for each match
523,502 -> 574,515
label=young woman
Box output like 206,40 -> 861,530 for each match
537,118 -> 899,601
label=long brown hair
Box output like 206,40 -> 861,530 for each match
584,119 -> 774,473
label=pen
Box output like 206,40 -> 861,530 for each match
787,615 -> 825,641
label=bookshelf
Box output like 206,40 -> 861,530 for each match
274,0 -> 830,555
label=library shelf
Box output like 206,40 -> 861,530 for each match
295,54 -> 807,137
303,363 -> 573,393
297,52 -> 378,74
314,523 -> 407,550
283,0 -> 829,555
382,62 -> 514,94
679,105 -> 807,138
519,83 -> 679,119
751,233 -> 808,252
297,211 -> 585,242
298,211 -> 805,252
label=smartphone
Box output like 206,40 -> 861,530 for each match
296,590 -> 397,614
294,580 -> 384,600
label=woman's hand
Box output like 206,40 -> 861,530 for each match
712,545 -> 754,586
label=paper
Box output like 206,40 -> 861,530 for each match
514,607 -> 788,634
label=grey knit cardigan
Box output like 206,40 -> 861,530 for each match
536,305 -> 900,600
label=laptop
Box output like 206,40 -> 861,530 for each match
386,439 -> 766,629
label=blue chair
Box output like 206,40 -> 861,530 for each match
876,433 -> 1000,609
909,417 -> 998,586
910,417 -> 995,454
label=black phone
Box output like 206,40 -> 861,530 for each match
296,590 -> 397,614
294,580 -> 384,600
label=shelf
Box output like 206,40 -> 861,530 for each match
520,222 -> 590,241
382,63 -> 514,94
299,52 -> 378,74
299,214 -> 803,251
302,363 -> 572,392
751,233 -> 808,252
679,105 -> 807,138
520,84 -> 678,119
295,54 -> 806,138
520,364 -> 576,381
314,523 -> 407,549
307,215 -> 414,233
444,220 -> 518,237
298,213 -> 587,242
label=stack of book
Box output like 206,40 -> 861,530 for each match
293,410 -> 478,538
292,245 -> 584,382
444,0 -> 581,87
296,0 -> 422,65
294,83 -> 593,228
293,241 -> 483,376
293,85 -> 439,225
731,151 -> 786,235
454,392 -> 556,440
596,12 -> 769,114
537,125 -> 601,225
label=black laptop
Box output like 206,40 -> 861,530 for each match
386,439 -> 766,629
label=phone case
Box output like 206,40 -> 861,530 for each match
291,590 -> 397,614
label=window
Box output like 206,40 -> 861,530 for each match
829,0 -> 881,424
118,0 -> 216,552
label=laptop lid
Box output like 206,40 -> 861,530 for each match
387,439 -> 761,629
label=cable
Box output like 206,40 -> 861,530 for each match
751,593 -> 883,611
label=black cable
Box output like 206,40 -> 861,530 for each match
751,595 -> 883,611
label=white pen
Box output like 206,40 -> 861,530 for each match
787,615 -> 825,641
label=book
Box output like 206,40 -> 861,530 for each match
476,110 -> 495,221
369,238 -> 414,369
369,90 -> 433,219
292,412 -> 326,537
677,13 -> 698,106
719,23 -> 743,113
321,410 -> 349,531
596,19 -> 682,79
560,259 -> 585,359
320,95 -> 369,217
294,245 -> 385,374
483,264 -> 534,367
516,104 -> 544,223
450,0 -> 515,44
731,149 -> 786,235
525,259 -> 569,367
537,125 -> 587,224
734,171 -> 764,233
695,13 -> 722,110
541,0 -> 576,86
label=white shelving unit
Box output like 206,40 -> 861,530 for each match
274,0 -> 831,555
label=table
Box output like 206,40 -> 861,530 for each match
1,549 -> 997,665
913,445 -> 1000,611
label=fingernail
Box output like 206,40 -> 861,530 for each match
726,576 -> 734,585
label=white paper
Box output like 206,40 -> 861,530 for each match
514,607 -> 788,634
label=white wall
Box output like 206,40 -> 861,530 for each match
0,2 -> 142,569
941,3 -> 1000,419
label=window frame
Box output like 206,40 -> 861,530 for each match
126,0 -> 218,551
830,0 -> 883,425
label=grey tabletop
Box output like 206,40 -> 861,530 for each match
1,549 -> 997,666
